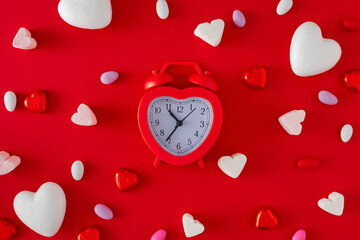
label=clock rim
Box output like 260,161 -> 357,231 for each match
138,87 -> 223,166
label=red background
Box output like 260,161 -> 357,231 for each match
1,0 -> 360,239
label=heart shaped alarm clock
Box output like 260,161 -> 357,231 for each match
138,62 -> 223,167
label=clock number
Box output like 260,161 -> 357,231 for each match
190,104 -> 193,110
177,106 -> 184,113
160,129 -> 164,136
200,108 -> 205,115
154,107 -> 161,114
176,143 -> 181,150
194,131 -> 199,137
155,119 -> 160,126
166,104 -> 171,111
166,138 -> 171,144
187,138 -> 192,145
200,121 -> 205,128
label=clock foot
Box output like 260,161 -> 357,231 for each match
154,156 -> 162,166
197,158 -> 204,168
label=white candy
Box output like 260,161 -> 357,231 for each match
4,91 -> 16,112
340,124 -> 353,143
71,160 -> 84,181
182,213 -> 204,238
218,153 -> 247,178
290,22 -> 341,77
58,0 -> 112,29
156,0 -> 169,19
276,0 -> 293,15
13,182 -> 66,237
318,192 -> 344,216
278,110 -> 306,135
194,19 -> 225,47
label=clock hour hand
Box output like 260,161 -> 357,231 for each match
168,109 -> 181,123
180,108 -> 196,122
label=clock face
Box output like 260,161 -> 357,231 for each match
147,96 -> 213,157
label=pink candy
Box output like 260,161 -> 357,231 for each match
101,71 -> 119,85
94,204 -> 113,220
292,229 -> 306,240
151,229 -> 166,240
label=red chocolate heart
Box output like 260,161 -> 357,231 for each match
256,208 -> 278,229
77,226 -> 101,240
115,168 -> 138,191
243,66 -> 266,89
344,69 -> 360,92
24,90 -> 47,112
0,218 -> 17,240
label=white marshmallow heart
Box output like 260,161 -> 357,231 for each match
71,103 -> 97,126
318,192 -> 344,216
194,19 -> 225,47
58,0 -> 112,29
276,0 -> 293,15
0,151 -> 21,175
218,153 -> 247,178
13,182 -> 66,237
4,91 -> 17,112
12,27 -> 37,50
290,22 -> 341,77
279,110 -> 305,135
182,213 -> 204,238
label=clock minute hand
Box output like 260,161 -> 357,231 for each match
166,124 -> 179,141
180,108 -> 196,122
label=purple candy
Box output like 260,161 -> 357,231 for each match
101,71 -> 119,85
94,203 -> 113,220
318,90 -> 338,105
233,10 -> 246,28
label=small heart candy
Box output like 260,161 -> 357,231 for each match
276,0 -> 293,15
0,218 -> 17,240
71,104 -> 97,126
12,27 -> 37,50
77,225 -> 101,240
256,208 -> 278,229
0,151 -> 21,175
115,168 -> 138,191
218,153 -> 247,178
343,69 -> 360,92
182,213 -> 205,238
243,66 -> 266,88
318,192 -> 344,216
151,229 -> 166,240
279,110 -> 305,135
292,229 -> 306,240
24,90 -> 47,113
194,19 -> 225,47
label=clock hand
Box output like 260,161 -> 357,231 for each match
180,108 -> 196,122
166,124 -> 180,141
168,109 -> 181,123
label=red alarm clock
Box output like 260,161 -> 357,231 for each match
138,62 -> 222,167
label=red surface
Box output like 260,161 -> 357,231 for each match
0,0 -> 359,239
